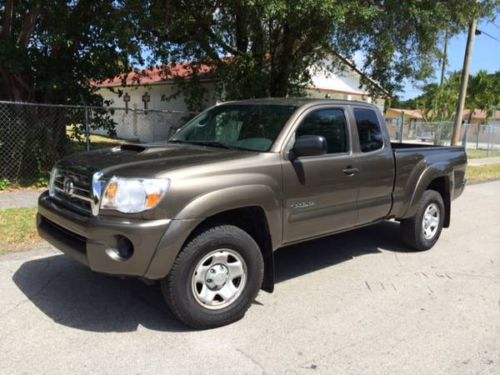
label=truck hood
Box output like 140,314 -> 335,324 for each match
57,143 -> 255,177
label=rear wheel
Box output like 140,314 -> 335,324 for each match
160,225 -> 264,329
400,190 -> 445,251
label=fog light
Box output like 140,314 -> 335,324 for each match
105,236 -> 134,261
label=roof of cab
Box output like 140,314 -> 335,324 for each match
218,97 -> 379,110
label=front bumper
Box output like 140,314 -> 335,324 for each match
37,191 -> 171,277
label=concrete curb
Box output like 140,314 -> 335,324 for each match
0,190 -> 40,209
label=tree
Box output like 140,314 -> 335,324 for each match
0,0 -> 145,103
0,0 -> 144,181
466,70 -> 500,122
145,0 -> 497,108
396,71 -> 499,123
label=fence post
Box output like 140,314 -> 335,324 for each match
84,105 -> 90,151
434,123 -> 441,145
461,123 -> 468,148
487,125 -> 492,156
475,124 -> 479,150
399,112 -> 404,143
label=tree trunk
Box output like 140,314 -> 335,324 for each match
270,24 -> 295,97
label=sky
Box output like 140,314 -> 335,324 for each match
398,18 -> 500,100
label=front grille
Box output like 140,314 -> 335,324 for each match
52,169 -> 93,215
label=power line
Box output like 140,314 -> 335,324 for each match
476,29 -> 500,43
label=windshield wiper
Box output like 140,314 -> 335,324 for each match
169,139 -> 255,152
186,141 -> 235,150
168,139 -> 188,144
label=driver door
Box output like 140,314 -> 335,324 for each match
282,106 -> 360,243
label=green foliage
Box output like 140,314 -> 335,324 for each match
145,0 -> 497,101
467,70 -> 500,120
0,0 -> 144,104
397,70 -> 500,122
33,175 -> 49,188
0,1 -> 130,181
0,177 -> 11,190
1,0 -> 497,106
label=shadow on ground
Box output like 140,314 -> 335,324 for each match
274,221 -> 409,283
13,221 -> 409,333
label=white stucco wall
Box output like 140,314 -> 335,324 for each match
96,82 -> 219,142
306,65 -> 385,112
309,65 -> 367,95
95,66 -> 385,142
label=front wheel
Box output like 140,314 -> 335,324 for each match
400,190 -> 445,251
160,225 -> 264,329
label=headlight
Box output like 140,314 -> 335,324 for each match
48,167 -> 58,197
101,177 -> 169,213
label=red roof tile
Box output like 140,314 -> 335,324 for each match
93,63 -> 215,88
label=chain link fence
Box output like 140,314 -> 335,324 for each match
387,120 -> 500,152
2,100 -> 499,186
0,100 -> 194,184
470,123 -> 500,152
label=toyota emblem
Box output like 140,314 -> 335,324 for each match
63,177 -> 75,196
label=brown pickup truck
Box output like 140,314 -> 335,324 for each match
37,98 -> 467,328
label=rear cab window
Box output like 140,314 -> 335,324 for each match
353,107 -> 384,152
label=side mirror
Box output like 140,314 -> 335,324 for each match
291,135 -> 327,158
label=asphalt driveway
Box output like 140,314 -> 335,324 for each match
0,181 -> 499,374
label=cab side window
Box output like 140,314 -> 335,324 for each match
353,108 -> 384,152
296,109 -> 349,154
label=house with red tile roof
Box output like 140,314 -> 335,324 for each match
93,60 -> 388,142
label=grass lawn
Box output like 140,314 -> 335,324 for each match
69,133 -> 125,153
0,207 -> 40,255
466,149 -> 500,159
66,124 -> 126,153
466,163 -> 500,184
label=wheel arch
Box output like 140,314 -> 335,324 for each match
144,186 -> 279,292
426,176 -> 451,228
401,168 -> 452,228
175,184 -> 281,249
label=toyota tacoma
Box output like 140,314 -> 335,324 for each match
37,98 -> 467,328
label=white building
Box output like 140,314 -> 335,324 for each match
305,62 -> 387,109
94,61 -> 387,142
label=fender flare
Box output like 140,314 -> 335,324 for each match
401,164 -> 452,220
143,185 -> 281,280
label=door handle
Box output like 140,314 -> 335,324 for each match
342,166 -> 359,176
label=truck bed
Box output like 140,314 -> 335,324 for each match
389,142 -> 467,219
391,142 -> 458,150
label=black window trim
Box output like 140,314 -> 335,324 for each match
352,106 -> 385,154
284,105 -> 353,159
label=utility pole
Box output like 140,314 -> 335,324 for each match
451,18 -> 477,145
439,30 -> 448,87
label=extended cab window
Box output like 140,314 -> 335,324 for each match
296,109 -> 349,154
353,108 -> 384,152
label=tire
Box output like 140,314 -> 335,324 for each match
400,190 -> 445,251
160,225 -> 264,329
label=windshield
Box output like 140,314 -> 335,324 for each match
170,104 -> 297,152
